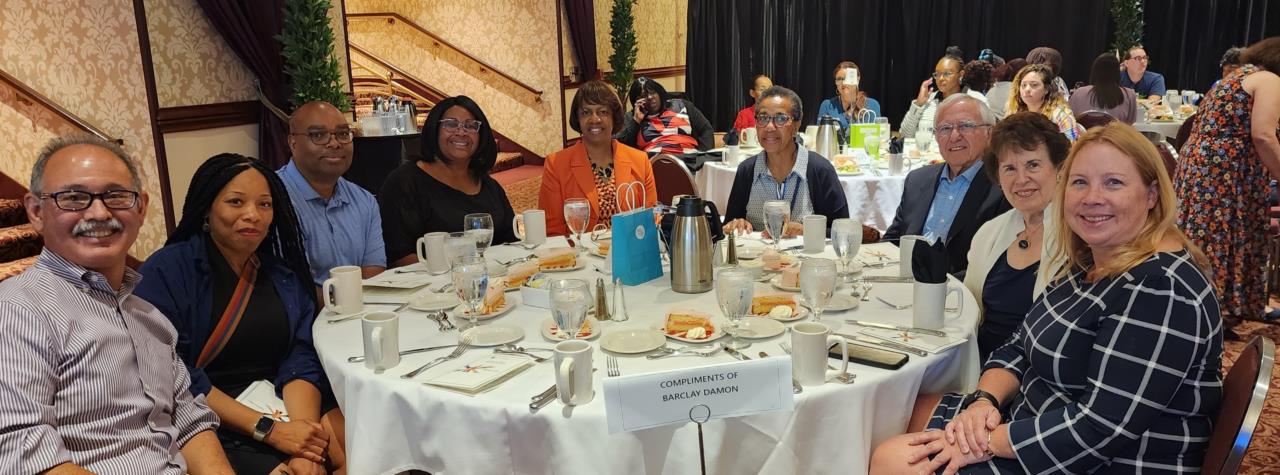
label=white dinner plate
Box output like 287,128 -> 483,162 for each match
541,317 -> 601,341
770,275 -> 801,292
599,328 -> 666,354
452,294 -> 520,321
459,324 -> 524,347
736,317 -> 785,339
803,294 -> 860,312
409,292 -> 461,312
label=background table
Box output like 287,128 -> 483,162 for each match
315,238 -> 981,474
1134,118 -> 1185,140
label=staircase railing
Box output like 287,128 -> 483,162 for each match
0,68 -> 121,145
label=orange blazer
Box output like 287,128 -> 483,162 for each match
538,140 -> 658,236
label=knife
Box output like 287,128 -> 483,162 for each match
530,383 -> 557,402
845,320 -> 949,338
838,333 -> 929,357
348,343 -> 457,363
530,390 -> 557,412
722,345 -> 752,361
861,275 -> 914,283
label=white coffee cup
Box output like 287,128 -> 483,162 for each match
322,265 -> 364,315
741,128 -> 759,148
725,145 -> 740,165
802,215 -> 826,253
555,340 -> 594,405
790,322 -> 850,386
898,235 -> 925,278
887,153 -> 904,175
913,281 -> 965,330
513,209 -> 547,247
362,311 -> 400,371
417,232 -> 450,274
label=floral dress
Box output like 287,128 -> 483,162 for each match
1175,64 -> 1272,325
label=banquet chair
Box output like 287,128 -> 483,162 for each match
1174,111 -> 1199,151
1147,138 -> 1180,181
650,154 -> 698,206
1075,110 -> 1116,130
1201,335 -> 1275,475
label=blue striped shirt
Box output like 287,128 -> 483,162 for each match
742,145 -> 814,230
0,249 -> 219,473
278,161 -> 386,283
922,161 -> 983,242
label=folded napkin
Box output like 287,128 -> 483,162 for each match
425,354 -> 534,395
888,135 -> 904,154
911,238 -> 949,284
235,380 -> 290,421
857,328 -> 966,354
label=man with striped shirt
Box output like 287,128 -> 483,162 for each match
0,136 -> 233,474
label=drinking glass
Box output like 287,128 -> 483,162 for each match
762,200 -> 790,251
800,258 -> 837,322
444,232 -> 478,268
914,130 -> 933,153
452,255 -> 489,330
875,117 -> 891,150
463,213 -> 494,257
863,130 -> 880,160
564,198 -> 591,253
716,268 -> 755,350
550,279 -> 591,341
830,218 -> 862,283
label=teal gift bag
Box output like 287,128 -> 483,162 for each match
611,181 -> 663,285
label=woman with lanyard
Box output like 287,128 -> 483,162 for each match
723,86 -> 848,237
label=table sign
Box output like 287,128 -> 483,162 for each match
602,357 -> 794,434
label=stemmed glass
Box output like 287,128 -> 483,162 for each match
862,129 -> 880,161
762,200 -> 790,251
550,279 -> 591,340
875,117 -> 891,151
716,268 -> 755,350
463,213 -> 494,258
444,232 -> 478,268
800,258 -> 837,323
830,218 -> 862,283
564,198 -> 591,253
452,255 -> 489,331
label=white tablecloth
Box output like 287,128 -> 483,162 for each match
696,161 -> 908,232
315,238 -> 981,474
1134,119 -> 1184,140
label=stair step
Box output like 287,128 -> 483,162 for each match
0,223 -> 42,264
0,198 -> 26,229
0,255 -> 38,282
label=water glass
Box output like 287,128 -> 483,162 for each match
830,219 -> 861,282
444,232 -> 478,268
452,255 -> 489,330
716,268 -> 755,350
875,117 -> 891,150
800,258 -> 837,322
762,200 -> 790,251
862,130 -> 880,159
463,213 -> 495,257
550,279 -> 591,341
564,198 -> 591,252
914,130 -> 933,154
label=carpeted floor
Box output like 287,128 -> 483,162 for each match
1225,320 -> 1279,472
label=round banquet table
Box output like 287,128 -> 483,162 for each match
314,236 -> 981,475
1133,117 -> 1185,140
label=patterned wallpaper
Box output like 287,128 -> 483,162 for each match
0,1 -> 169,257
144,0 -> 257,108
595,0 -> 687,71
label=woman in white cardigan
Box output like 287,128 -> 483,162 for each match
962,112 -> 1072,360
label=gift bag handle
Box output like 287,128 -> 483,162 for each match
616,180 -> 644,212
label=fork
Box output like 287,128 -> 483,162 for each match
438,310 -> 458,331
645,346 -> 722,360
495,348 -> 549,363
875,297 -> 957,312
859,283 -> 874,301
432,283 -> 455,294
401,335 -> 473,379
607,355 -> 620,377
497,254 -> 536,266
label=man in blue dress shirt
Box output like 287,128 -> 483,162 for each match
278,101 -> 387,284
1120,46 -> 1168,101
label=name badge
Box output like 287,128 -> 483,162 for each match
602,357 -> 794,434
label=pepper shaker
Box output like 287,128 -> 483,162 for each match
593,277 -> 611,321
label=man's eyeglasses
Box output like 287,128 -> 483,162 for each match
40,190 -> 139,211
1130,55 -> 1149,62
755,113 -> 798,127
440,118 -> 483,133
291,129 -> 354,145
931,121 -> 991,136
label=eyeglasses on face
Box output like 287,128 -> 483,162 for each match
440,118 -> 483,133
291,129 -> 354,145
932,71 -> 957,80
755,113 -> 798,127
1130,55 -> 1149,62
41,189 -> 139,211
931,121 -> 991,136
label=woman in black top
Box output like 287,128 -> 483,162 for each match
380,96 -> 518,267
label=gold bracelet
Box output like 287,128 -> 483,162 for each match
984,431 -> 996,458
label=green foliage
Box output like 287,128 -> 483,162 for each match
605,0 -> 639,102
1109,0 -> 1145,54
276,0 -> 351,111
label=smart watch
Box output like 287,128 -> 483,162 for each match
252,415 -> 276,442
960,389 -> 1001,411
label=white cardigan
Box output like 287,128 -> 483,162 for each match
962,205 -> 1065,314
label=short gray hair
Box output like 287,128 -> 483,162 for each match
935,93 -> 996,126
758,85 -> 803,121
30,134 -> 141,195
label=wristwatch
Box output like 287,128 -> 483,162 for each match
960,389 -> 1001,411
252,415 -> 277,442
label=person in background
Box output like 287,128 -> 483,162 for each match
1214,46 -> 1247,90
1121,45 -> 1168,101
1008,64 -> 1082,141
137,153 -> 345,474
1176,36 -> 1280,334
541,80 -> 657,236
379,96 -> 518,267
278,100 -> 385,284
977,48 -> 1005,69
900,48 -> 990,138
1025,46 -> 1070,98
962,60 -> 996,95
817,60 -> 883,131
0,135 -> 232,473
723,86 -> 848,236
732,74 -> 773,132
986,58 -> 1026,119
616,76 -> 714,155
1069,53 -> 1139,124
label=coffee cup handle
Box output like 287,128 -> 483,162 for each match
557,358 -> 575,405
322,278 -> 338,309
825,335 -> 849,379
946,284 -> 965,317
370,327 -> 384,369
417,237 -> 428,262
513,215 -> 526,240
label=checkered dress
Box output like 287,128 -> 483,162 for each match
928,251 -> 1223,473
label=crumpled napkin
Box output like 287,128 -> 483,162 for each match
912,238 -> 949,284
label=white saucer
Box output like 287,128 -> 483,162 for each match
459,325 -> 524,347
770,275 -> 801,292
803,294 -> 860,312
452,294 -> 520,321
599,328 -> 666,354
409,292 -> 461,312
736,317 -> 785,339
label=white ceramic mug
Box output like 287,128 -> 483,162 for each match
416,231 -> 449,274
913,281 -> 964,330
725,144 -> 740,165
362,311 -> 400,371
741,128 -> 759,148
513,209 -> 547,247
322,265 -> 364,315
790,322 -> 849,386
887,153 -> 904,175
898,235 -> 925,278
555,340 -> 594,405
802,215 -> 826,253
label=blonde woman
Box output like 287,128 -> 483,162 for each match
871,123 -> 1222,474
1007,64 -> 1081,141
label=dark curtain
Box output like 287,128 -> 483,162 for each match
564,0 -> 600,81
689,0 -> 1274,130
196,0 -> 291,168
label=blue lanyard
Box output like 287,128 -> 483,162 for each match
774,174 -> 801,215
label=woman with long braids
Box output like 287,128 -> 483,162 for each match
136,154 -> 346,474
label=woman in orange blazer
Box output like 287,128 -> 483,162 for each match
540,80 -> 658,236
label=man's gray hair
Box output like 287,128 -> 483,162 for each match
30,134 -> 141,195
935,93 -> 997,126
758,85 -> 804,120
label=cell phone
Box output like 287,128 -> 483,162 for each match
928,79 -> 937,93
829,342 -> 909,370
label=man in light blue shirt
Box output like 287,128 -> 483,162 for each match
922,158 -> 984,242
279,101 -> 386,284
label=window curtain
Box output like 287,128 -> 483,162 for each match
564,0 -> 600,82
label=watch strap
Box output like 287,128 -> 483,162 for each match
252,415 -> 276,442
962,389 -> 1000,410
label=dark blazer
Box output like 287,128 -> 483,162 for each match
721,151 -> 850,233
883,162 -> 1010,276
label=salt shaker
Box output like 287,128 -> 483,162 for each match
593,277 -> 611,321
